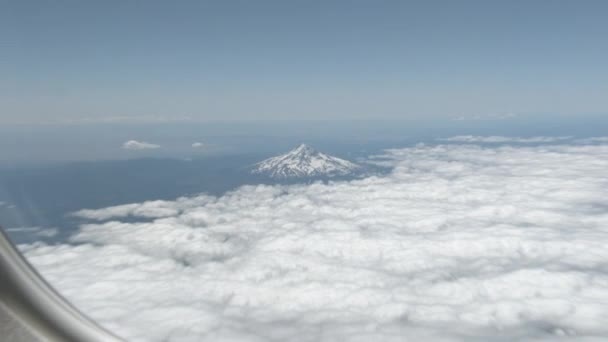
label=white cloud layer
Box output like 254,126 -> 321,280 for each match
21,140 -> 608,342
122,140 -> 161,150
575,137 -> 608,144
440,135 -> 572,143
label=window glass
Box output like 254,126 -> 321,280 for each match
3,2 -> 608,341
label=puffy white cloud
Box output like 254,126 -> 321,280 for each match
21,140 -> 608,342
122,140 -> 161,150
440,135 -> 572,143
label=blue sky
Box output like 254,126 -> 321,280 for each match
1,0 -> 608,124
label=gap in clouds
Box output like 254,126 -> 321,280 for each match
18,139 -> 608,342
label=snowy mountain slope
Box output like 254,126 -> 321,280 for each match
251,144 -> 360,178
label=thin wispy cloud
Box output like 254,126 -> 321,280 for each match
122,140 -> 161,150
451,113 -> 517,121
72,200 -> 180,221
575,137 -> 608,144
22,139 -> 608,341
440,135 -> 572,143
6,227 -> 58,238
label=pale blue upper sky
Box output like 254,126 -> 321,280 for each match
2,0 -> 607,124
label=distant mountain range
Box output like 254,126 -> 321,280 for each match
251,144 -> 360,178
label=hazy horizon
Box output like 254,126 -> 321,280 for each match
1,113 -> 608,164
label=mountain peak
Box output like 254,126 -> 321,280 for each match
288,143 -> 318,157
293,143 -> 314,153
252,144 -> 360,179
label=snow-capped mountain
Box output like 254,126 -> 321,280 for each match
252,144 -> 360,178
